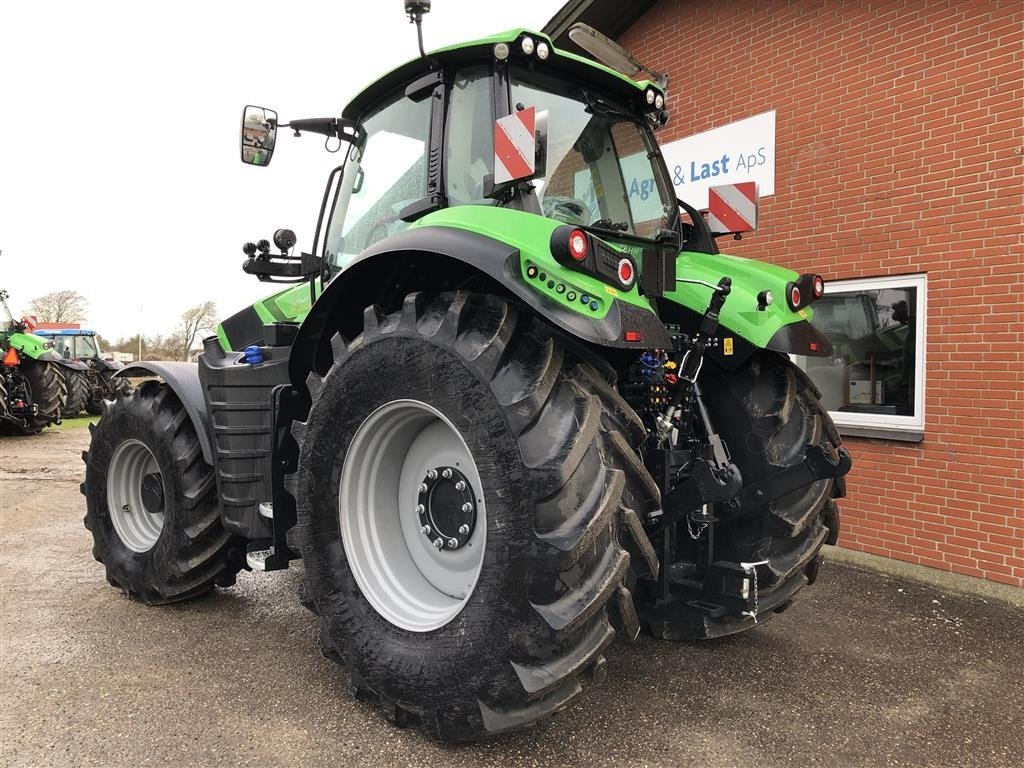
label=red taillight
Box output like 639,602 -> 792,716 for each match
617,257 -> 635,288
568,229 -> 588,261
624,330 -> 644,342
813,275 -> 825,298
790,285 -> 802,308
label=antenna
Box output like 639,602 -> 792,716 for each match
404,1 -> 431,59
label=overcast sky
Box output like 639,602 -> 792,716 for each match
0,0 -> 556,340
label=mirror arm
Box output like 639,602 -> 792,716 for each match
284,117 -> 362,144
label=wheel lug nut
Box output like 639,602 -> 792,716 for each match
455,480 -> 466,491
415,504 -> 425,515
458,524 -> 470,535
446,539 -> 458,549
421,525 -> 431,535
432,538 -> 443,549
426,469 -> 437,480
442,468 -> 453,479
461,502 -> 473,513
418,483 -> 428,493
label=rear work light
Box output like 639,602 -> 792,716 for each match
549,225 -> 638,295
568,229 -> 589,261
786,274 -> 826,311
617,257 -> 636,288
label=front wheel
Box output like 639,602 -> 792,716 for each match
292,292 -> 659,741
82,382 -> 242,603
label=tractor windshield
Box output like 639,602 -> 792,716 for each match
509,68 -> 676,239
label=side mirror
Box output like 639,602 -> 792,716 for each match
240,105 -> 278,167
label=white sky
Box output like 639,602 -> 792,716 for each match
0,0 -> 556,340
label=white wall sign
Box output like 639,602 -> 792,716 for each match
660,110 -> 776,211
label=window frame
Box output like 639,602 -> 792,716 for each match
801,273 -> 928,442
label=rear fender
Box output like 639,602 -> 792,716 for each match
5,332 -> 57,361
288,226 -> 671,396
666,251 -> 832,358
55,358 -> 90,372
116,362 -> 214,465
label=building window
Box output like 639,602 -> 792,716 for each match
793,273 -> 927,441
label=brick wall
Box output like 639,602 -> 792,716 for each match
619,0 -> 1023,585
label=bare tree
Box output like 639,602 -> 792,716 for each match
29,290 -> 89,324
174,301 -> 217,360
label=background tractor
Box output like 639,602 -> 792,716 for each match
81,6 -> 851,742
0,289 -> 69,434
32,328 -> 130,416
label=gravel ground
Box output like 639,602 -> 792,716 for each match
2,426 -> 1023,768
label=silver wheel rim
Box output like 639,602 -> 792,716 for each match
107,439 -> 165,553
340,399 -> 487,632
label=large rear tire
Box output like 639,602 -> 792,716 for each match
62,369 -> 90,417
16,358 -> 66,434
637,351 -> 844,640
82,381 -> 243,603
291,292 -> 659,742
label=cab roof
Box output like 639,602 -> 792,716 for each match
342,28 -> 662,121
34,328 -> 95,336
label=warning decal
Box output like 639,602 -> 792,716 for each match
708,181 -> 758,234
494,107 -> 536,184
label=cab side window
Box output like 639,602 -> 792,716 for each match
445,66 -> 494,205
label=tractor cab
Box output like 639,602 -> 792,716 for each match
238,27 -> 688,300
319,31 -> 678,278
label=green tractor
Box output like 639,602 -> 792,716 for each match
32,328 -> 131,416
82,10 -> 851,741
0,289 -> 70,435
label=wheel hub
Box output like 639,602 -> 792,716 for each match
417,466 -> 476,550
140,472 -> 164,514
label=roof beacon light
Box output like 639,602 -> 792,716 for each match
493,42 -> 510,60
568,229 -> 589,261
520,36 -> 535,55
536,41 -> 550,60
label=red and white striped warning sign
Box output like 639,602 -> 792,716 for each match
494,107 -> 536,184
708,181 -> 759,233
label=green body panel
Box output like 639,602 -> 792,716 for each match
2,331 -> 53,360
216,282 -> 317,352
412,207 -> 653,321
667,251 -> 813,347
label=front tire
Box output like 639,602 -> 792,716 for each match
82,381 -> 242,603
292,292 -> 658,741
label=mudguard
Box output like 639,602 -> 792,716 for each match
116,362 -> 215,465
54,358 -> 90,372
288,225 -> 672,390
94,357 -> 125,372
